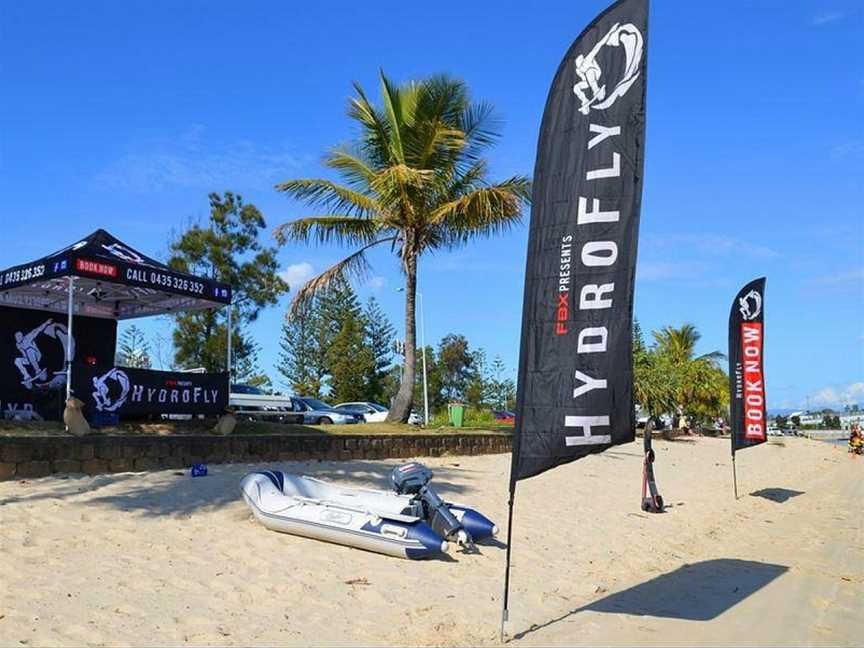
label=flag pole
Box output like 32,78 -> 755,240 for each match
731,450 -> 738,499
500,484 -> 516,643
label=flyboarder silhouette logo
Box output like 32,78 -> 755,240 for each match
101,242 -> 145,264
13,319 -> 75,390
573,22 -> 643,115
738,289 -> 762,321
92,368 -> 131,412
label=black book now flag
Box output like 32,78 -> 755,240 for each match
510,0 -> 648,485
502,0 -> 648,636
729,278 -> 767,454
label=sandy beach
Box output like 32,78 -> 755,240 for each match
0,436 -> 860,646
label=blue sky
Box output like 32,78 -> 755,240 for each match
1,0 -> 862,410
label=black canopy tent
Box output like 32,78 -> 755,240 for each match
0,229 -> 233,403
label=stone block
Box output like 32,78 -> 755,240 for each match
161,456 -> 185,470
53,442 -> 79,460
1,444 -> 31,463
171,442 -> 191,458
53,459 -> 83,474
81,459 -> 109,475
230,439 -> 249,455
78,444 -> 95,461
145,441 -> 167,458
95,443 -> 123,460
109,458 -> 133,473
133,457 -> 161,472
0,462 -> 16,479
16,461 -> 52,478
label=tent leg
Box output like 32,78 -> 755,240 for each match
65,277 -> 75,402
226,306 -> 232,382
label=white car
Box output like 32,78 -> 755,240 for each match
334,402 -> 423,425
334,402 -> 389,423
293,397 -> 360,425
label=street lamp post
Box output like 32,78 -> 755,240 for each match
397,287 -> 429,427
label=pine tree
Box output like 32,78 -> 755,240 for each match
488,355 -> 516,410
277,299 -> 324,396
322,282 -> 374,403
465,348 -> 488,409
363,297 -> 395,404
115,325 -> 152,368
169,192 -> 288,376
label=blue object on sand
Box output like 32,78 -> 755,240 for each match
191,463 -> 208,477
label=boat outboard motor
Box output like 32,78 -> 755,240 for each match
390,462 -> 472,546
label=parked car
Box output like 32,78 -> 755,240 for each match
230,384 -> 303,423
334,402 -> 389,422
293,397 -> 360,425
493,410 -> 516,424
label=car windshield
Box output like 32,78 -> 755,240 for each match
232,384 -> 265,395
369,403 -> 388,412
300,398 -> 333,411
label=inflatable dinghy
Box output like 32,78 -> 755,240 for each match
240,462 -> 497,559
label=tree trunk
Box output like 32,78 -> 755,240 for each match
387,252 -> 418,423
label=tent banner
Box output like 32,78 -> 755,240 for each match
72,364 -> 229,417
0,229 -> 231,304
729,277 -> 767,453
510,0 -> 649,483
0,306 -> 116,421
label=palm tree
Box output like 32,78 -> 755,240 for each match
651,323 -> 726,427
274,72 -> 530,422
651,323 -> 724,365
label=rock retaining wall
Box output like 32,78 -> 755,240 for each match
0,433 -> 512,480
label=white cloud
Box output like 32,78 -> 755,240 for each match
280,262 -> 315,288
643,233 -> 780,259
808,382 -> 864,408
811,11 -> 845,26
805,267 -> 864,286
367,276 -> 386,291
637,261 -> 706,281
830,139 -> 864,158
94,125 -> 304,192
427,251 -> 499,272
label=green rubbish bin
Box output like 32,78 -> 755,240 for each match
448,403 -> 465,428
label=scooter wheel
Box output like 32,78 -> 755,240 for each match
641,499 -> 651,512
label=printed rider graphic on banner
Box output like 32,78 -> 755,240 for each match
573,22 -> 643,115
739,289 -> 762,322
14,319 -> 74,390
92,368 -> 131,412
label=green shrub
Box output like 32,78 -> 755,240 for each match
428,406 -> 502,428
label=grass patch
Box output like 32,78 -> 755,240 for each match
0,419 -> 512,438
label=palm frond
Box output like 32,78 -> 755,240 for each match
348,81 -> 393,166
325,146 -> 377,190
288,237 -> 395,317
274,216 -> 387,247
274,178 -> 381,218
428,176 -> 531,230
411,120 -> 465,169
370,164 -> 434,213
379,70 -> 405,164
696,350 -> 726,365
460,100 -> 500,160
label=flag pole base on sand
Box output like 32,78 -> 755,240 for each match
500,488 -> 516,643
